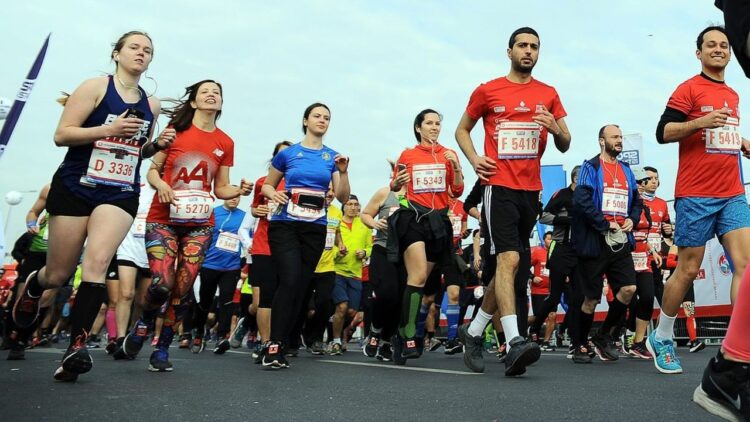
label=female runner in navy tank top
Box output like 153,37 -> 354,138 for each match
12,31 -> 175,382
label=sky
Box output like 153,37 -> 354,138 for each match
1,0 -> 748,254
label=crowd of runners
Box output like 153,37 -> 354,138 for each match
1,8 -> 750,421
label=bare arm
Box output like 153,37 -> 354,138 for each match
262,167 -> 288,204
361,186 -> 389,231
455,112 -> 495,181
213,166 -> 252,200
25,184 -> 50,233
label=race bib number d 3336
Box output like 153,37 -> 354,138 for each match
86,139 -> 140,187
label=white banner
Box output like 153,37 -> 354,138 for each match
693,237 -> 733,308
618,133 -> 643,166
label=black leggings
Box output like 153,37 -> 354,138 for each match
193,268 -> 240,338
300,271 -> 335,344
369,245 -> 404,339
626,271 -> 656,331
268,221 -> 326,345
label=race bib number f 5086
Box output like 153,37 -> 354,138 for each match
412,164 -> 446,193
170,189 -> 213,223
705,117 -> 742,155
496,121 -> 541,159
602,187 -> 628,216
85,139 -> 140,187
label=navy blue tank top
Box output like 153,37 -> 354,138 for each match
55,75 -> 154,202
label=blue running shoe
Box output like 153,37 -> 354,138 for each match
123,319 -> 153,359
148,326 -> 173,372
646,331 -> 682,374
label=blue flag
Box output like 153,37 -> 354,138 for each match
0,34 -> 51,160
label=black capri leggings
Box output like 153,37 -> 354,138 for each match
193,268 -> 240,338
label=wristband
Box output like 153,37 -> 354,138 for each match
26,221 -> 38,229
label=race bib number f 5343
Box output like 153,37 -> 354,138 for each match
85,139 -> 140,187
412,164 -> 446,193
496,121 -> 541,159
170,189 -> 213,223
705,117 -> 742,155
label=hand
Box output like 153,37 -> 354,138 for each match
334,154 -> 350,173
661,222 -> 673,236
609,222 -> 621,232
156,180 -> 176,205
473,255 -> 482,271
155,128 -> 176,149
392,167 -> 410,190
470,155 -> 496,181
239,178 -> 253,196
355,249 -> 366,260
742,139 -> 750,159
107,109 -> 144,138
255,204 -> 269,218
443,150 -> 460,169
532,276 -> 543,285
338,246 -> 349,256
271,191 -> 289,205
652,252 -> 663,267
240,270 -> 248,280
698,108 -> 731,129
621,218 -> 634,233
532,106 -> 561,136
374,218 -> 389,231
26,222 -> 39,235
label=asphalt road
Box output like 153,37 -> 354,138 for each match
0,341 -> 723,421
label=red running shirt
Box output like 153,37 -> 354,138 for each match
600,160 -> 628,226
632,205 -> 653,273
666,75 -> 742,198
250,176 -> 286,256
393,143 -> 464,210
465,77 -> 567,191
148,125 -> 234,226
643,196 -> 670,253
530,246 -> 550,295
448,199 -> 468,247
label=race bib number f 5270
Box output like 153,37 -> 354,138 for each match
496,121 -> 541,159
170,189 -> 213,223
86,139 -> 140,187
705,117 -> 742,155
412,164 -> 446,193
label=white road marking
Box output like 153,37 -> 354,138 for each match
319,359 -> 481,375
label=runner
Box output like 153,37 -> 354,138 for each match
388,108 -> 463,363
647,27 -> 750,396
443,196 -> 470,354
12,31 -> 166,381
121,79 -> 251,372
260,102 -> 350,369
455,27 -> 571,376
529,232 -> 555,351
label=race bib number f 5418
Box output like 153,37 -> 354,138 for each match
705,117 -> 742,155
412,164 -> 446,193
496,121 -> 541,159
170,189 -> 213,223
86,139 -> 140,187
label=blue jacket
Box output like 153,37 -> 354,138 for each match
571,155 -> 642,258
203,205 -> 247,271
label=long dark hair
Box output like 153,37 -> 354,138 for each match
163,80 -> 223,132
302,102 -> 330,134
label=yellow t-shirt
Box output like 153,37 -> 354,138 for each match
315,206 -> 343,273
334,217 -> 373,279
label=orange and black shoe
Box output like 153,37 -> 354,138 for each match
12,272 -> 42,329
54,332 -> 93,382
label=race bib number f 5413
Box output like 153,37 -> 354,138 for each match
496,121 -> 541,159
705,117 -> 742,155
86,139 -> 140,187
412,164 -> 446,193
170,189 -> 213,223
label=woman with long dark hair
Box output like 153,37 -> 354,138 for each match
260,102 -> 350,369
121,79 -> 251,372
12,31 -> 170,382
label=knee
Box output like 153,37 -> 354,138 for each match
119,288 -> 135,302
44,268 -> 74,287
618,285 -> 637,301
336,303 -> 348,314
678,261 -> 702,282
582,299 -> 597,314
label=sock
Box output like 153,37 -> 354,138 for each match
497,330 -> 506,345
500,315 -> 520,347
580,312 -> 595,347
105,308 -> 117,341
686,315 -> 697,342
333,337 -> 342,345
398,285 -> 423,338
655,310 -> 676,341
467,308 -> 492,337
68,282 -> 108,347
25,272 -> 45,298
446,304 -> 460,340
415,303 -> 430,338
601,298 -> 628,334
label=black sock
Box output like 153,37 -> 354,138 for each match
25,272 -> 45,298
601,299 -> 628,335
714,350 -> 741,372
580,312 -> 595,346
68,282 -> 107,347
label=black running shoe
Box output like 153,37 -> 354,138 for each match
390,335 -> 407,366
105,339 -> 117,355
693,353 -> 750,421
123,319 -> 151,358
253,342 -> 265,364
376,342 -> 393,362
112,337 -> 132,361
591,332 -> 619,362
504,336 -> 541,376
572,345 -> 593,364
458,324 -> 484,373
213,338 -> 230,355
689,340 -> 706,353
363,335 -> 380,358
12,272 -> 42,329
54,333 -> 93,381
402,337 -> 420,359
262,342 -> 283,369
7,341 -> 25,361
443,338 -> 463,355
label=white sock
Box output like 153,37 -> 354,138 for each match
655,311 -> 676,341
467,309 -> 492,337
333,338 -> 342,345
500,315 -> 520,349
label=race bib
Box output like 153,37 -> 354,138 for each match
450,216 -> 463,238
133,212 -> 147,238
705,117 -> 742,154
632,252 -> 649,272
86,139 -> 140,187
541,265 -> 549,278
286,188 -> 326,221
324,228 -> 336,250
170,189 -> 213,223
412,164 -> 446,193
216,231 -> 240,253
647,233 -> 662,252
267,201 -> 278,218
496,121 -> 541,159
602,187 -> 628,216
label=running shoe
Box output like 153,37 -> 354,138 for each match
590,332 -> 619,361
496,343 -> 507,363
12,272 -> 42,329
504,336 -> 541,376
7,337 -> 25,361
567,344 -> 574,360
444,338 -> 463,355
572,345 -> 592,364
329,342 -> 343,356
529,331 -> 540,345
540,341 -> 556,352
148,327 -> 174,372
246,334 -> 258,351
689,340 -> 706,353
363,335 -> 380,358
286,347 -> 299,357
229,318 -> 248,348
105,339 -> 117,355
86,335 -> 101,349
390,335 -> 407,366
310,341 -> 326,356
54,333 -> 93,382
427,337 -> 443,352
629,340 -> 653,360
123,319 -> 152,358
621,333 -> 634,356
178,334 -> 191,349
402,337 -> 420,359
693,353 -> 750,422
112,337 -> 132,361
376,342 -> 393,362
458,324 -> 484,373
261,342 -> 283,369
213,338 -> 230,355
646,331 -> 682,374
190,337 -> 205,354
